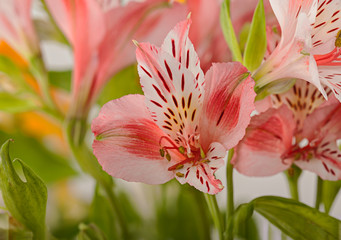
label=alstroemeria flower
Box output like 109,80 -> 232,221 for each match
253,0 -> 341,102
233,80 -> 341,180
0,0 -> 39,60
46,0 -> 186,118
92,19 -> 256,194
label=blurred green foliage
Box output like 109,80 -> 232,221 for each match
98,64 -> 143,106
0,131 -> 76,184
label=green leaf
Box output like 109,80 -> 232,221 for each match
252,196 -> 341,240
89,185 -> 117,239
238,23 -> 251,54
226,202 -> 260,240
323,180 -> 341,214
155,182 -> 210,240
0,140 -> 47,239
0,92 -> 38,113
243,0 -> 267,71
97,64 -> 142,106
48,70 -> 72,91
0,131 -> 77,183
77,223 -> 107,240
220,0 -> 243,62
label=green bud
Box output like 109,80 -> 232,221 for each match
77,223 -> 107,240
0,140 -> 47,239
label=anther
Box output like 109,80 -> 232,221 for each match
176,164 -> 184,170
166,153 -> 171,161
160,149 -> 165,157
178,146 -> 185,154
335,30 -> 341,47
176,172 -> 184,177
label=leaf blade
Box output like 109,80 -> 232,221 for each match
220,0 -> 243,62
243,0 -> 267,71
253,196 -> 341,240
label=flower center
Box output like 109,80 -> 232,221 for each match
158,135 -> 208,173
282,138 -> 319,162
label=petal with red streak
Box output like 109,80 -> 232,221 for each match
233,106 -> 296,176
92,94 -> 174,184
199,62 -> 256,150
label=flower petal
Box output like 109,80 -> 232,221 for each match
269,0 -> 317,46
174,142 -> 226,194
271,80 -> 331,130
0,0 -> 38,57
161,18 -> 205,87
233,106 -> 296,176
199,62 -> 256,150
311,0 -> 341,55
92,94 -> 174,184
318,66 -> 341,102
295,103 -> 341,180
136,41 -> 204,146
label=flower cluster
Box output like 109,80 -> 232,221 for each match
0,0 -> 341,239
91,0 -> 341,195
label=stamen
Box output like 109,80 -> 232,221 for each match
159,136 -> 177,148
168,157 -> 196,171
178,146 -> 185,154
160,149 -> 165,157
176,164 -> 184,170
176,172 -> 184,177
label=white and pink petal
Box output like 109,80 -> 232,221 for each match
136,42 -> 203,147
311,0 -> 341,55
174,142 -> 226,194
161,18 -> 205,87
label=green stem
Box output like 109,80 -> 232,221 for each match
315,176 -> 323,210
65,119 -> 129,239
40,0 -> 70,46
225,149 -> 234,240
285,167 -> 301,201
288,178 -> 299,201
29,55 -> 54,108
204,194 -> 223,240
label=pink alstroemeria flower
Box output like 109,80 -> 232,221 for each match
233,80 -> 341,180
254,0 -> 341,101
46,0 -> 187,118
0,0 -> 39,60
92,19 -> 256,194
